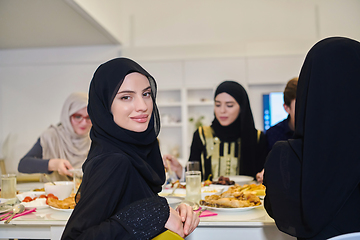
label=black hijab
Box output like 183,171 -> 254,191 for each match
211,81 -> 258,174
265,37 -> 360,237
296,37 -> 360,234
84,58 -> 165,193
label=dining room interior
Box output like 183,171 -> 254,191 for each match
0,0 -> 359,239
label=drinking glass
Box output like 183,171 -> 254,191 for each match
185,171 -> 201,204
1,174 -> 17,199
186,161 -> 200,172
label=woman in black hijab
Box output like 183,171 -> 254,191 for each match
165,81 -> 268,180
61,58 -> 199,240
264,37 -> 360,240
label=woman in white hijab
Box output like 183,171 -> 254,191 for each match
18,92 -> 92,181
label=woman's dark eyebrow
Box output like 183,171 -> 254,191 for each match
215,100 -> 235,104
117,90 -> 134,94
117,86 -> 151,95
143,86 -> 151,92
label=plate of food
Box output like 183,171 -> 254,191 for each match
201,186 -> 225,198
227,175 -> 254,185
47,194 -> 76,212
211,175 -> 254,186
200,204 -> 261,212
0,204 -> 12,214
199,185 -> 262,212
49,206 -> 73,213
16,191 -> 49,209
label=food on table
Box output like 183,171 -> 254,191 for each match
199,184 -> 263,208
47,194 -> 76,209
20,193 -> 58,208
170,180 -> 186,189
21,193 -> 57,202
202,187 -> 218,193
33,188 -> 45,191
211,176 -> 235,185
203,174 -> 212,186
239,183 -> 266,196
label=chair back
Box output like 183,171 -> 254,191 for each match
327,232 -> 360,240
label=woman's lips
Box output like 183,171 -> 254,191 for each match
131,114 -> 148,123
219,116 -> 228,121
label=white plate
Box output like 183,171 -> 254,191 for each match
16,191 -> 46,202
200,204 -> 261,212
0,205 -> 12,214
228,175 -> 254,185
50,206 -> 73,212
17,191 -> 49,209
165,196 -> 184,208
201,186 -> 224,193
213,175 -> 254,186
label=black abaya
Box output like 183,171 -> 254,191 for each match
264,37 -> 360,239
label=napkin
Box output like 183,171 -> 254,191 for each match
195,207 -> 217,217
0,207 -> 36,221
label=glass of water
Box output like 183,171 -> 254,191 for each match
185,171 -> 201,204
1,174 -> 17,199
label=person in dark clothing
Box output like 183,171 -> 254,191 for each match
266,77 -> 297,151
256,77 -> 298,183
61,58 -> 199,240
164,81 -> 268,181
263,37 -> 360,240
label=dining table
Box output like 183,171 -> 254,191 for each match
0,182 -> 296,240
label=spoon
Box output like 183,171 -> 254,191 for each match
197,207 -> 207,216
4,204 -> 25,224
43,174 -> 56,185
168,182 -> 179,196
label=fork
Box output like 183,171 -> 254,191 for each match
197,207 -> 207,216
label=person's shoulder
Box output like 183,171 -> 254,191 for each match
87,152 -> 133,172
272,140 -> 289,149
266,119 -> 287,135
41,125 -> 56,135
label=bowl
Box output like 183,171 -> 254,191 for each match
44,181 -> 74,200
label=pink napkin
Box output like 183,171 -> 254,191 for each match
195,207 -> 217,217
0,207 -> 36,221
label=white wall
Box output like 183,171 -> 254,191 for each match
1,0 -> 359,173
0,48 -> 303,173
0,45 -> 121,173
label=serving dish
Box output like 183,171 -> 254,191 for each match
199,204 -> 261,212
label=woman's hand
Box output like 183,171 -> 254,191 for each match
162,154 -> 183,179
165,207 -> 185,237
48,159 -> 74,176
176,203 -> 200,237
256,169 -> 264,183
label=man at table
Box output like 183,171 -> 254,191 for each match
256,77 -> 298,183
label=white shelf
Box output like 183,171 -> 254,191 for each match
157,86 -> 216,160
161,123 -> 182,127
187,101 -> 214,106
157,102 -> 182,107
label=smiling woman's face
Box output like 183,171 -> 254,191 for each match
111,72 -> 153,132
214,92 -> 240,126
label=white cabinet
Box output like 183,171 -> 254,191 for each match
157,86 -> 215,165
141,55 -> 303,165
